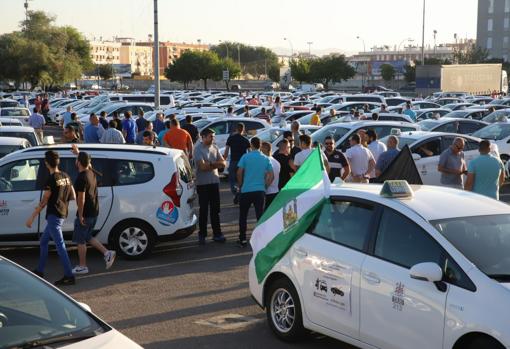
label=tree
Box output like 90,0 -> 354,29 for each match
380,64 -> 396,84
403,64 -> 416,83
289,58 -> 312,83
97,64 -> 114,81
195,51 -> 222,89
453,44 -> 489,64
219,58 -> 241,90
308,54 -> 356,89
211,42 -> 281,80
164,50 -> 200,88
0,11 -> 92,89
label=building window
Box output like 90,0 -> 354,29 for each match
488,18 -> 493,31
489,0 -> 494,13
487,37 -> 493,49
506,0 -> 510,12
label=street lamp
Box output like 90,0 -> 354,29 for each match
283,37 -> 294,58
356,36 -> 366,91
307,41 -> 313,56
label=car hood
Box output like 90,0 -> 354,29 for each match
61,329 -> 142,349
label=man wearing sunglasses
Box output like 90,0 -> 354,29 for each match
324,136 -> 350,182
438,137 -> 467,189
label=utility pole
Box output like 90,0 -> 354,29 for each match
237,44 -> 241,66
433,30 -> 437,56
421,0 -> 426,65
24,0 -> 30,22
153,0 -> 160,108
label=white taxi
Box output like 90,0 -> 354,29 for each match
249,181 -> 510,349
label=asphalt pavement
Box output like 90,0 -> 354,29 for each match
1,182 -> 354,349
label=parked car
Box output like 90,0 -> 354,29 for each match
0,137 -> 31,158
419,118 -> 488,134
0,107 -> 31,125
0,126 -> 40,146
472,122 -> 510,163
0,255 -> 142,348
198,117 -> 270,148
0,144 -> 197,259
0,117 -> 23,127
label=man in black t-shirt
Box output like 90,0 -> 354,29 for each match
70,145 -> 116,275
324,136 -> 350,182
181,115 -> 199,143
27,150 -> 76,286
223,123 -> 250,204
273,138 -> 292,189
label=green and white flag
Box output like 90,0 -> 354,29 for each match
251,147 -> 330,284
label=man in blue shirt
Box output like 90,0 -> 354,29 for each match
237,137 -> 274,247
122,111 -> 137,144
375,135 -> 400,177
465,140 -> 505,199
84,113 -> 105,143
403,101 -> 416,122
153,112 -> 165,134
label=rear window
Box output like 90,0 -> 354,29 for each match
176,155 -> 193,184
1,109 -> 29,117
0,132 -> 38,146
112,160 -> 154,186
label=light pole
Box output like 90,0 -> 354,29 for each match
421,0 -> 426,65
356,36 -> 366,91
307,41 -> 313,56
237,44 -> 241,66
283,37 -> 294,58
433,30 -> 437,56
153,0 -> 160,108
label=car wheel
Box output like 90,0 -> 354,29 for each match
265,278 -> 306,342
112,220 -> 155,260
465,336 -> 505,349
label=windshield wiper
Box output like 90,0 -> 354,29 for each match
487,274 -> 510,282
10,332 -> 96,349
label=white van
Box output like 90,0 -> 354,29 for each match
0,144 -> 197,259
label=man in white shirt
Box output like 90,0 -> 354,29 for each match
226,106 -> 235,117
261,142 -> 280,210
293,134 -> 329,172
366,129 -> 387,179
345,134 -> 375,183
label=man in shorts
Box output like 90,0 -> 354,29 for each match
71,145 -> 116,274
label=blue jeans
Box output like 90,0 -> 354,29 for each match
228,161 -> 239,195
37,215 -> 73,278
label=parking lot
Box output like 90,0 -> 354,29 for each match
0,179 -> 356,349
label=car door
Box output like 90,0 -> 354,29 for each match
360,206 -> 448,349
58,156 -> 113,239
291,198 -> 376,339
458,121 -> 486,135
411,137 -> 442,185
0,158 -> 46,239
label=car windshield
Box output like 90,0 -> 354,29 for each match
472,123 -> 510,140
1,109 -> 29,117
418,120 -> 439,131
195,119 -> 213,130
432,215 -> 510,280
257,128 -> 283,143
0,132 -> 38,146
0,259 -> 107,348
311,125 -> 350,144
444,111 -> 468,119
483,110 -> 510,123
0,145 -> 24,158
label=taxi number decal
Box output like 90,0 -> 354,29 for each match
392,282 -> 405,311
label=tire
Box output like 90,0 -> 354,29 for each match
464,336 -> 505,349
265,278 -> 306,342
111,220 -> 156,260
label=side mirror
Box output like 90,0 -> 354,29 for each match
410,262 -> 443,282
77,302 -> 92,313
412,153 -> 422,161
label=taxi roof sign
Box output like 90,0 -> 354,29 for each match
380,180 -> 414,199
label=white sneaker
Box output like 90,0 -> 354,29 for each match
104,250 -> 116,270
72,265 -> 89,275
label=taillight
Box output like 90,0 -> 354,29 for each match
163,173 -> 182,207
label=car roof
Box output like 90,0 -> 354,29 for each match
10,144 -> 183,158
330,183 -> 510,221
328,120 -> 417,129
421,117 -> 485,125
0,137 -> 29,145
0,126 -> 35,132
386,130 -> 480,141
1,107 -> 28,110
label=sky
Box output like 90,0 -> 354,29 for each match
1,0 -> 478,55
